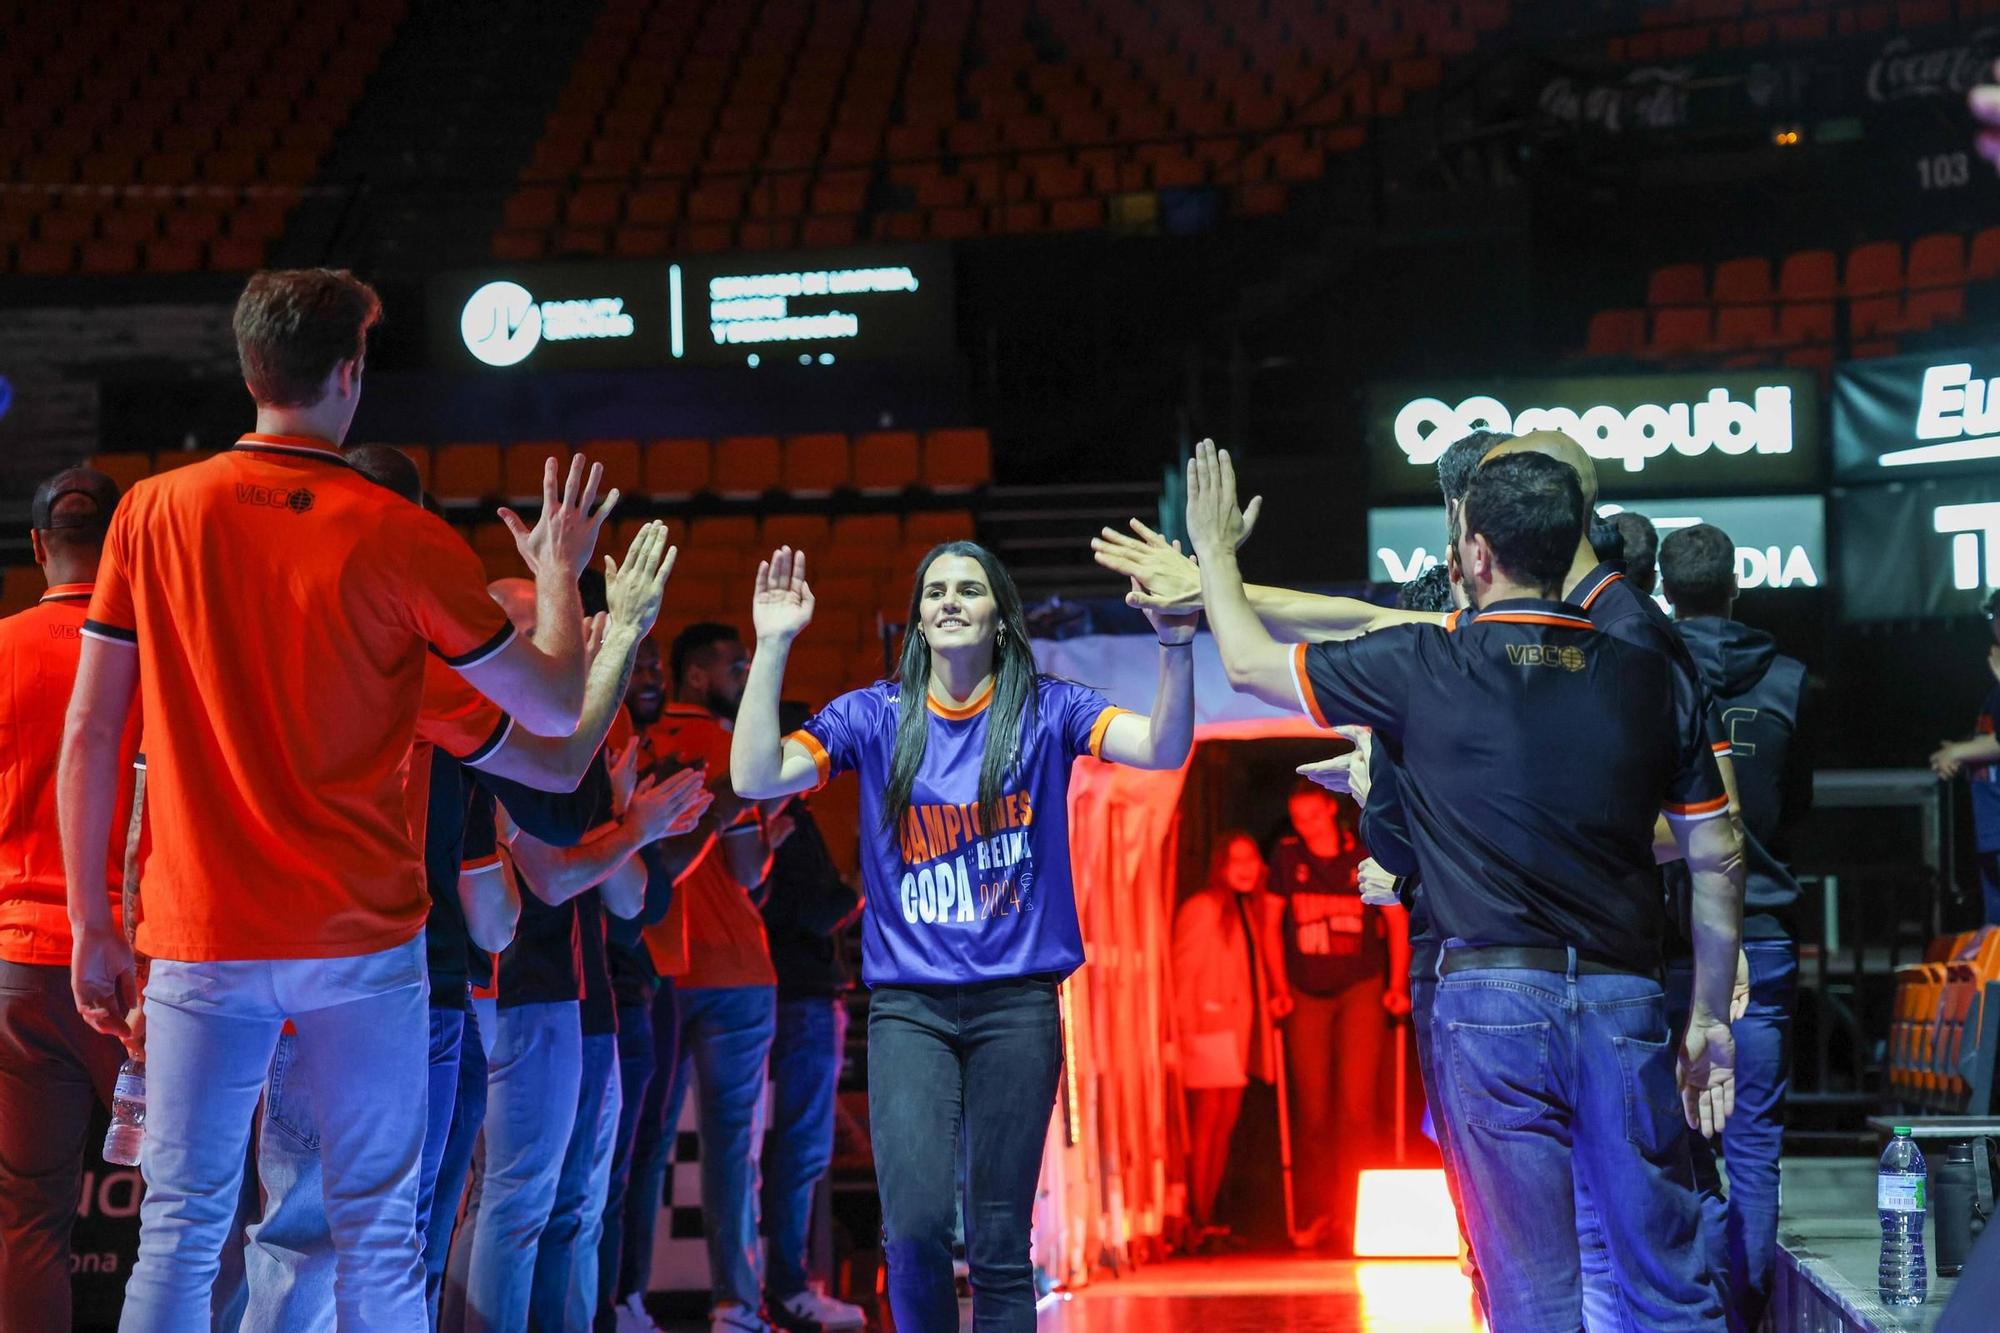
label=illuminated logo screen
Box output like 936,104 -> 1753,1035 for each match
1833,343 -> 2000,480
1837,476 -> 2000,620
1366,494 -> 1825,597
1366,371 -> 1821,500
431,245 -> 954,371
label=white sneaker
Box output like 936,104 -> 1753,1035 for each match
615,1293 -> 663,1333
712,1304 -> 776,1333
774,1284 -> 869,1329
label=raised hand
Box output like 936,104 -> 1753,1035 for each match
1094,520 -> 1203,613
629,767 -> 714,843
499,454 -> 619,582
605,520 -> 677,639
752,546 -> 816,643
1678,1016 -> 1737,1138
1184,439 -> 1251,559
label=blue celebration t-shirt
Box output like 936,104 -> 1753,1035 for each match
1971,684 -> 2000,852
790,676 -> 1125,987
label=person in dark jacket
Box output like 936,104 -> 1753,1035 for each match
756,702 -> 867,1331
1661,522 -> 1812,1333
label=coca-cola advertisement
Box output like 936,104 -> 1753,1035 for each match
1867,28 -> 2000,103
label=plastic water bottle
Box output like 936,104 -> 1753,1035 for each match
1877,1126 -> 1927,1306
102,1058 -> 145,1167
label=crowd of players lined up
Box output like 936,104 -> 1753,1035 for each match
3,262 -> 1807,1333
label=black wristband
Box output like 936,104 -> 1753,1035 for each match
1159,638 -> 1194,648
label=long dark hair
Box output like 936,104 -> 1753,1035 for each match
885,541 -> 1039,836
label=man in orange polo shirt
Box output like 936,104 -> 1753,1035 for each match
58,269 -> 615,1332
621,621 -> 778,1331
0,467 -> 140,1333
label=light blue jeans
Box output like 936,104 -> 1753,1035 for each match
445,998 -> 582,1333
530,1030 -> 621,1332
118,937 -> 430,1333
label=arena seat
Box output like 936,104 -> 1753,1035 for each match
575,438 -> 643,500
780,433 -> 850,497
643,438 -> 712,500
1713,303 -> 1778,351
920,435 -> 987,494
1778,250 -> 1838,302
853,431 -> 921,495
1711,256 -> 1775,304
903,510 -> 976,546
431,443 -> 504,503
395,445 -> 432,494
1842,240 -> 1903,297
712,435 -> 781,498
1907,232 -> 1966,289
504,442 -> 570,504
89,452 -> 154,494
1648,306 -> 1712,357
1646,263 -> 1707,306
759,513 -> 830,552
1,566 -> 44,617
1583,309 -> 1646,360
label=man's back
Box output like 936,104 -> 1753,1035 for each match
85,435 -> 513,962
1298,601 -> 1724,970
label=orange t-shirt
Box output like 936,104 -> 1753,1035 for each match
637,703 -> 774,988
84,434 -> 517,963
0,583 -> 143,965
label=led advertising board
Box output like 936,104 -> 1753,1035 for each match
1366,494 -> 1826,594
1833,343 -> 2000,480
431,245 -> 954,371
1366,370 -> 1822,499
1836,475 -> 2000,620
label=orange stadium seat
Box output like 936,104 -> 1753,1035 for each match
853,431 -> 920,494
1969,227 -> 2000,282
712,435 -> 780,498
1647,263 -> 1707,306
904,510 -> 976,546
396,446 -> 433,494
644,438 -> 711,500
1584,309 -> 1646,359
432,443 -> 504,503
574,438 -> 642,500
90,453 -> 154,494
684,514 -> 760,553
781,433 -> 850,496
759,514 -> 831,551
1779,250 -> 1837,302
1906,232 -> 1966,289
1711,256 -> 1775,304
1777,301 -> 1835,345
921,429 -> 991,491
1714,304 -> 1778,351
1843,240 -> 1902,297
504,441 -> 571,504
1648,306 -> 1712,356
0,567 -> 43,618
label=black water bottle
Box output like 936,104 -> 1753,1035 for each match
1935,1139 -> 1974,1277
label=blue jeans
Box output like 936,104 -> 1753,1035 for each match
596,1000 -> 659,1324
656,986 -> 777,1310
232,1007 -> 471,1333
120,939 -> 430,1333
1980,851 -> 2000,927
445,999 -> 582,1333
1411,973 -> 1486,1315
614,981 -> 679,1305
1434,958 -> 1724,1332
416,1007 -> 469,1263
762,997 -> 840,1301
532,1031 -> 622,1332
432,1004 -> 490,1326
1669,939 -> 1797,1333
869,977 -> 1063,1333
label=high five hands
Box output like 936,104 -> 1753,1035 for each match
1183,439 -> 1259,560
753,547 -> 816,643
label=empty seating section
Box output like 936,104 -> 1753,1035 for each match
76,430 -> 989,693
0,0 -> 402,275
494,0 -> 1514,258
1889,927 -> 2000,1115
1580,228 -> 1996,370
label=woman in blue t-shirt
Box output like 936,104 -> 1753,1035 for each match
734,541 -> 1194,1331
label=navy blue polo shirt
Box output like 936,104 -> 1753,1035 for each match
1290,597 -> 1729,973
1571,564 -> 1730,766
1357,747 -> 1442,978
